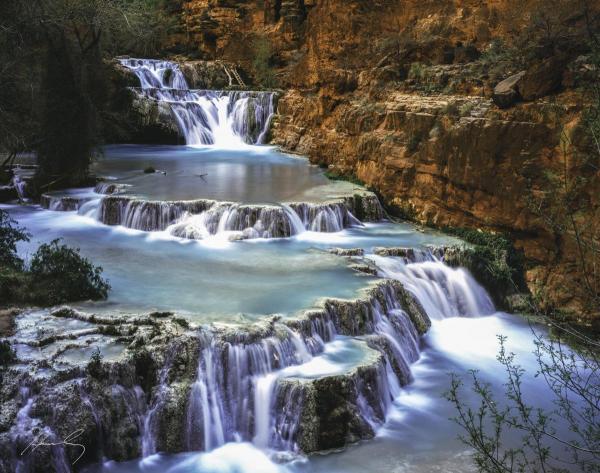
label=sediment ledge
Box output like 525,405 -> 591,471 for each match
0,279 -> 428,471
40,189 -> 384,239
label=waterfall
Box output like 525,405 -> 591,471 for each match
12,174 -> 27,201
6,253 -> 503,469
97,196 -> 370,239
370,254 -> 495,319
119,58 -> 275,146
171,282 -> 426,455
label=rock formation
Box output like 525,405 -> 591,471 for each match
146,0 -> 599,318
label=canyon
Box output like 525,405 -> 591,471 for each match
135,0 -> 599,319
1,2 -> 598,472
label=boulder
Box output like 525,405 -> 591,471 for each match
519,56 -> 566,101
492,71 -> 525,108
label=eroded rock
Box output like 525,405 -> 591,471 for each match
492,71 -> 525,108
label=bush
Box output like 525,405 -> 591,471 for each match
0,209 -> 29,270
29,239 -> 110,305
324,170 -> 364,186
0,339 -> 15,367
87,347 -> 105,380
252,35 -> 278,88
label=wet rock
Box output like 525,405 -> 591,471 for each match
373,247 -> 416,258
94,182 -> 129,195
149,311 -> 174,319
178,61 -> 231,89
327,247 -> 365,257
152,382 -> 192,453
349,263 -> 378,276
30,380 -> 104,465
0,279 -> 432,465
276,347 -> 385,452
519,56 -> 567,101
40,194 -> 84,211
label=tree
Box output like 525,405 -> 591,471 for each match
0,0 -> 175,189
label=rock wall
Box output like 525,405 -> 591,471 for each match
164,0 -> 600,318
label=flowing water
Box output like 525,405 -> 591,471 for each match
119,58 -> 275,146
3,58 -> 587,473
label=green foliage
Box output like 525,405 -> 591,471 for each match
0,340 -> 16,367
87,347 -> 105,380
408,62 -> 426,81
447,332 -> 600,473
458,102 -> 475,117
389,201 -> 418,222
1,210 -> 111,307
0,0 -> 175,190
144,166 -> 156,174
29,239 -> 110,305
324,170 -> 365,186
444,228 -> 526,306
0,209 -> 30,270
252,36 -> 278,88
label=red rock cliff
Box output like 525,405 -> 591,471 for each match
169,0 -> 600,318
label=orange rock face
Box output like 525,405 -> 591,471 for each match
171,0 -> 600,318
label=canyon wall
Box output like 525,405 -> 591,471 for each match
164,0 -> 599,318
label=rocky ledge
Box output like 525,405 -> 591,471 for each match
0,279 -> 429,472
41,190 -> 384,240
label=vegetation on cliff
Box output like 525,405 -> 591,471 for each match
252,35 -> 278,88
442,228 -> 527,309
0,209 -> 110,306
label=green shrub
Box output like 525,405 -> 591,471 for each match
252,35 -> 278,88
29,239 -> 110,305
87,347 -> 105,380
444,227 -> 527,306
0,340 -> 15,367
408,62 -> 426,81
324,170 -> 364,186
0,209 -> 29,270
459,102 -> 475,117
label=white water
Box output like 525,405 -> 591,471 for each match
370,254 -> 495,319
12,174 -> 27,201
5,57 -> 586,473
120,59 -> 275,147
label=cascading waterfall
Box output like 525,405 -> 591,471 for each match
96,196 -> 370,239
5,250 -> 502,471
142,282 -> 424,456
12,174 -> 27,201
166,255 -> 495,455
119,58 -> 275,146
370,254 -> 495,318
39,190 -> 383,239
